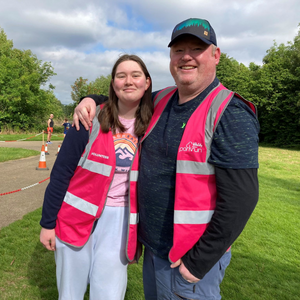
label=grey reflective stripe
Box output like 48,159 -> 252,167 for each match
64,191 -> 98,216
130,170 -> 138,182
77,107 -> 112,177
78,157 -> 112,176
142,87 -> 177,141
205,88 -> 233,160
177,160 -> 214,175
176,86 -> 233,175
78,106 -> 102,165
130,213 -> 139,225
154,87 -> 177,108
174,210 -> 214,224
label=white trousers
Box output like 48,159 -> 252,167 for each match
55,206 -> 129,300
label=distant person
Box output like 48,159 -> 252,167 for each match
73,18 -> 260,300
39,54 -> 153,300
47,114 -> 54,144
61,118 -> 71,137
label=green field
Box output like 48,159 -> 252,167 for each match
0,147 -> 40,162
0,145 -> 299,299
0,132 -> 64,143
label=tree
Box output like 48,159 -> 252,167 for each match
62,103 -> 76,119
253,30 -> 300,145
70,75 -> 111,104
88,75 -> 111,96
217,31 -> 300,146
217,53 -> 252,100
0,27 -> 62,131
70,77 -> 89,104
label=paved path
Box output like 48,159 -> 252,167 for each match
0,141 -> 61,229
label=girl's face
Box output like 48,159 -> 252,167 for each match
112,60 -> 151,109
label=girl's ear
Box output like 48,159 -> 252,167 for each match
145,77 -> 151,91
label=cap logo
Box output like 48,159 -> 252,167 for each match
204,31 -> 208,36
174,19 -> 210,33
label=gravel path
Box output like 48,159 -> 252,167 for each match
0,141 -> 61,229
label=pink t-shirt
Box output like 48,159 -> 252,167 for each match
106,117 -> 138,207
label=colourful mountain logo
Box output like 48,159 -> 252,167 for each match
174,19 -> 210,32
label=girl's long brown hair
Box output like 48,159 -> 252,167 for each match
98,54 -> 153,136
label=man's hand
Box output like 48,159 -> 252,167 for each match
171,259 -> 200,283
40,228 -> 56,251
73,97 -> 97,130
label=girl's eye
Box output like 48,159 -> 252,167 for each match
132,73 -> 142,78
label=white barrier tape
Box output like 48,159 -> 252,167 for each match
0,132 -> 44,142
0,177 -> 50,196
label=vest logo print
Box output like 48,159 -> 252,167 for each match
179,142 -> 203,153
91,152 -> 109,159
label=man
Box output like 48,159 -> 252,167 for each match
47,113 -> 54,144
73,18 -> 259,300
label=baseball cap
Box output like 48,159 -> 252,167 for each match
168,18 -> 217,47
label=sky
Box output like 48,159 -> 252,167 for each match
1,0 -> 299,105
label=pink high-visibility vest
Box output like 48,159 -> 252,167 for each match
56,106 -> 139,262
142,84 -> 256,263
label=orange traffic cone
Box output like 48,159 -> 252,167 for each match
36,145 -> 49,170
55,144 -> 61,156
45,144 -> 49,155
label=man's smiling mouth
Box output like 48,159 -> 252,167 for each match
180,66 -> 196,70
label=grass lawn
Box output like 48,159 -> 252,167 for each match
0,147 -> 40,163
0,133 -> 64,142
0,145 -> 299,299
220,146 -> 300,300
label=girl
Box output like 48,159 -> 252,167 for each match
40,54 -> 152,300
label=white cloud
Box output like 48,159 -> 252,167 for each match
0,0 -> 299,104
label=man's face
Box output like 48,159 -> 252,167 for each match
169,35 -> 220,94
50,114 -> 54,119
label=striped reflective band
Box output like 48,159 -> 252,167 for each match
78,157 -> 112,177
177,160 -> 214,175
154,87 -> 177,108
64,192 -> 98,216
174,210 -> 214,224
130,170 -> 138,182
130,213 -> 139,225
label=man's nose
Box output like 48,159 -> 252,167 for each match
181,50 -> 193,60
